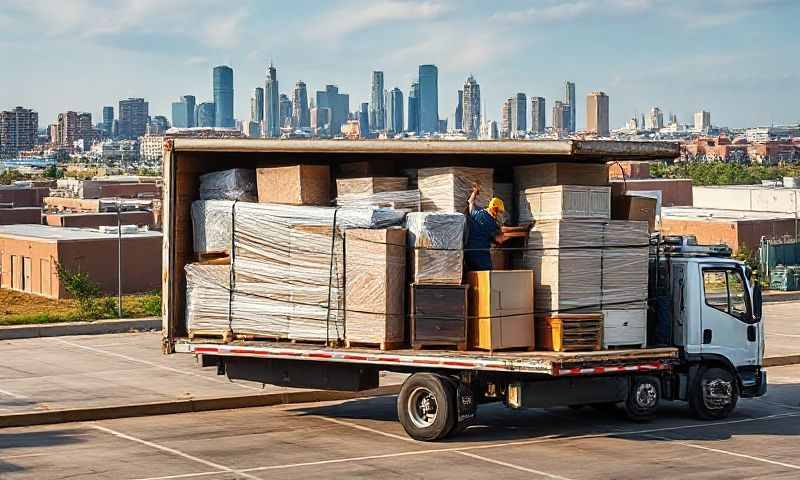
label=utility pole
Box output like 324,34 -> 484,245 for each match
117,197 -> 123,318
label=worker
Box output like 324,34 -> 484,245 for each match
465,183 -> 508,271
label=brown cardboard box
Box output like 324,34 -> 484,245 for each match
612,195 -> 657,232
345,228 -> 406,348
514,163 -> 609,190
418,166 -> 493,213
336,177 -> 408,196
256,165 -> 330,205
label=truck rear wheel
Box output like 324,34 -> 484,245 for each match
689,367 -> 738,420
623,376 -> 660,422
397,373 -> 456,441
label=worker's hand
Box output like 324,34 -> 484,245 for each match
472,183 -> 480,195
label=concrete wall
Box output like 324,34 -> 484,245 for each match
44,211 -> 154,228
693,186 -> 800,213
0,208 -> 42,225
0,237 -> 59,297
611,179 -> 693,206
0,187 -> 50,207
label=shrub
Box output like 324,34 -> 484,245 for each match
55,263 -> 117,320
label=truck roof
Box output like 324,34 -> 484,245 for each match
168,138 -> 680,163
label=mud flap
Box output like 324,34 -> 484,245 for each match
457,382 -> 476,423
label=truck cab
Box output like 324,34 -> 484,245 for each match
666,254 -> 766,418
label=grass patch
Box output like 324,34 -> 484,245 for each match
0,289 -> 161,326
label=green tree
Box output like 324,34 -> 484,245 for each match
55,263 -> 117,320
43,164 -> 64,179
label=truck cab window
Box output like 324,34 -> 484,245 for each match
703,268 -> 750,321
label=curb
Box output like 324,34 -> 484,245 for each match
764,355 -> 800,368
763,292 -> 800,303
0,384 -> 401,429
0,318 -> 161,340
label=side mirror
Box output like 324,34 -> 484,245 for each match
752,283 -> 763,322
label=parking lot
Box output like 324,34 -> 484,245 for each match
2,364 -> 799,480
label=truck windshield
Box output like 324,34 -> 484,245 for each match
702,267 -> 753,322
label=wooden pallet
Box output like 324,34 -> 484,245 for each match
411,342 -> 467,352
234,333 -> 341,347
344,340 -> 405,351
535,314 -> 603,352
189,329 -> 235,343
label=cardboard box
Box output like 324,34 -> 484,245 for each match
514,163 -> 609,190
345,228 -> 406,348
256,165 -> 330,205
612,195 -> 657,232
418,167 -> 493,213
518,185 -> 610,223
468,270 -> 534,351
336,177 -> 408,196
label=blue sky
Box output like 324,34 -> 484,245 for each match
1,0 -> 797,130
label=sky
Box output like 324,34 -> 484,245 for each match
1,0 -> 798,131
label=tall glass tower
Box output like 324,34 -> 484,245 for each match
369,71 -> 385,131
102,106 -> 114,136
252,87 -> 264,124
407,81 -> 420,134
565,81 -> 576,133
292,81 -> 310,129
418,65 -> 439,134
264,63 -> 280,137
462,76 -> 480,139
386,87 -> 404,134
213,66 -> 234,128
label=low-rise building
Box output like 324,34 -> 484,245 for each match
0,224 -> 161,299
693,185 -> 800,213
661,206 -> 799,254
610,178 -> 693,207
43,211 -> 155,229
0,185 -> 51,207
0,207 -> 42,225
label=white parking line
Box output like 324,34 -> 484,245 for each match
314,415 -> 418,443
768,333 -> 800,338
454,451 -> 576,480
645,434 -> 800,470
54,339 -> 261,391
92,424 -> 262,480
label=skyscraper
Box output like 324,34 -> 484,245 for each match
694,110 -> 711,132
407,81 -> 420,133
195,102 -> 215,127
279,94 -> 292,128
102,106 -> 114,137
455,90 -> 463,131
462,76 -> 480,139
512,92 -> 527,136
315,85 -> 349,136
386,87 -> 404,134
292,81 -> 310,129
251,87 -> 264,124
118,98 -> 148,139
0,107 -> 38,154
418,65 -> 439,134
500,98 -> 513,138
369,71 -> 385,131
530,97 -> 546,133
183,95 -> 196,128
565,81 -> 576,133
586,91 -> 610,137
171,95 -> 195,128
552,101 -> 569,134
647,107 -> 664,130
213,66 -> 234,128
359,102 -> 369,139
264,63 -> 280,137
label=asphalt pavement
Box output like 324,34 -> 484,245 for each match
2,364 -> 799,479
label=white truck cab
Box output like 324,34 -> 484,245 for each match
667,255 -> 766,419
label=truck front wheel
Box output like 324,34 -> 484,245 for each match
689,367 -> 738,420
623,376 -> 660,421
397,373 -> 456,441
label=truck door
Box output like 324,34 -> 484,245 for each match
700,265 -> 759,367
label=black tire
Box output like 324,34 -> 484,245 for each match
397,373 -> 457,441
689,367 -> 739,420
623,376 -> 660,422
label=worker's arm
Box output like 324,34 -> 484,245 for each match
494,231 -> 508,244
468,183 -> 480,212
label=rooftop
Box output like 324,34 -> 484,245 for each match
0,224 -> 162,242
693,184 -> 800,191
662,206 -> 797,222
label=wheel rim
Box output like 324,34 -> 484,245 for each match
702,378 -> 733,410
635,382 -> 658,410
408,386 -> 438,428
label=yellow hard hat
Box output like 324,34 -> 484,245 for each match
487,197 -> 505,212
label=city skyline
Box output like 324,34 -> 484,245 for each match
2,1 -> 797,129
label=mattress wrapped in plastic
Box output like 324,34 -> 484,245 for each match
192,200 -> 234,254
335,189 -> 422,211
190,200 -> 406,341
185,263 -> 231,333
199,168 -> 257,201
406,212 -> 465,285
521,220 -> 649,314
417,167 -> 493,213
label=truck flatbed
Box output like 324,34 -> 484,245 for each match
177,339 -> 678,377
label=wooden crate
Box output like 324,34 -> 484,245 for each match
518,185 -> 610,223
468,270 -> 534,352
410,284 -> 468,350
535,313 -> 603,352
336,177 -> 409,196
256,165 -> 330,205
514,162 -> 609,189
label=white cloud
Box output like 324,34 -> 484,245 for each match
305,0 -> 451,40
